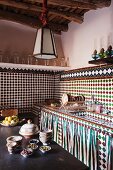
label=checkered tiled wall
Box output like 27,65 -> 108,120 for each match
60,78 -> 113,114
54,74 -> 61,99
1,64 -> 113,115
57,76 -> 113,115
0,70 -> 57,113
60,65 -> 113,115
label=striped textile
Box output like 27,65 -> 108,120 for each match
40,109 -> 113,170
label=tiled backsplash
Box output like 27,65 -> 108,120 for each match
0,70 -> 57,113
60,65 -> 113,115
60,64 -> 113,80
1,65 -> 113,115
60,78 -> 113,112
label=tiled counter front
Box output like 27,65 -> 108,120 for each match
39,107 -> 113,170
60,65 -> 113,115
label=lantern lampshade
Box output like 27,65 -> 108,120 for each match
33,27 -> 57,59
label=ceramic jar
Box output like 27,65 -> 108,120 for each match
19,120 -> 39,138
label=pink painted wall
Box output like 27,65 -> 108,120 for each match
61,0 -> 113,69
0,20 -> 36,62
0,20 -> 64,65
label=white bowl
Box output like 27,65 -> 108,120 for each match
21,148 -> 33,158
6,141 -> 17,148
6,141 -> 17,154
27,143 -> 38,150
29,139 -> 39,144
39,146 -> 51,153
6,136 -> 22,144
39,130 -> 52,137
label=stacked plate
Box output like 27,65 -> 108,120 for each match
39,130 -> 52,145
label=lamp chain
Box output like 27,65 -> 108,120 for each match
40,0 -> 48,26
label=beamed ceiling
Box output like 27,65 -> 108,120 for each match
0,0 -> 111,34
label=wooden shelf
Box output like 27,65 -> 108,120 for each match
88,57 -> 113,65
0,63 -> 70,71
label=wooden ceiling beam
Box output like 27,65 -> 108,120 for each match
0,9 -> 68,33
73,0 -> 111,8
49,8 -> 83,24
34,0 -> 111,9
34,0 -> 97,9
48,0 -> 111,8
0,0 -> 83,23
93,0 -> 111,8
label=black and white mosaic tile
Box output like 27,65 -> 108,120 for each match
0,69 -> 60,114
61,65 -> 113,80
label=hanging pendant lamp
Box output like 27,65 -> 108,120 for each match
33,0 -> 57,59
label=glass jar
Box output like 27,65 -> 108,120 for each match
87,101 -> 94,111
95,104 -> 102,113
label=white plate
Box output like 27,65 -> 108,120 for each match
61,94 -> 68,105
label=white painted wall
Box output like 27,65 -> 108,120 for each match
61,0 -> 113,69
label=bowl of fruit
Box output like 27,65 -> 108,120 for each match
20,148 -> 33,158
27,143 -> 38,150
0,115 -> 19,126
39,145 -> 51,153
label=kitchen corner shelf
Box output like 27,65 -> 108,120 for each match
88,57 -> 113,65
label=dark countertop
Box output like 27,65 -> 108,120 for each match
0,124 -> 89,170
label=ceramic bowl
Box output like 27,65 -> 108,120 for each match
7,147 -> 15,154
39,130 -> 52,136
29,139 -> 39,144
39,137 -> 47,145
39,130 -> 52,145
27,143 -> 38,150
6,141 -> 17,148
39,137 -> 52,145
6,141 -> 17,154
39,146 -> 51,153
6,136 -> 22,145
20,148 -> 33,158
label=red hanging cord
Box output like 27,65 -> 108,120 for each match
40,0 -> 48,26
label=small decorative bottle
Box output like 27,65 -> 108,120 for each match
105,45 -> 113,58
92,50 -> 99,60
98,48 -> 106,59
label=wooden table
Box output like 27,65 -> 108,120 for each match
0,124 -> 89,170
